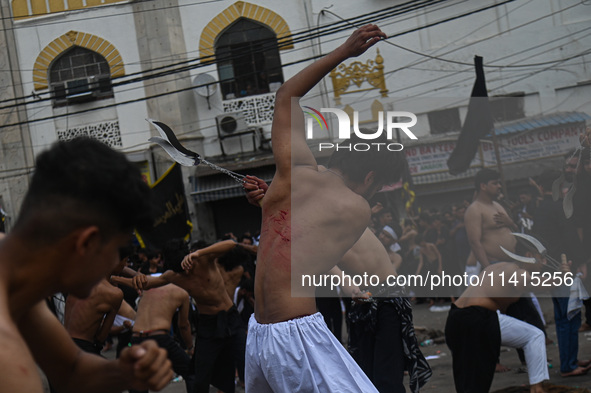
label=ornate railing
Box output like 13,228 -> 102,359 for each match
222,92 -> 275,125
57,120 -> 122,147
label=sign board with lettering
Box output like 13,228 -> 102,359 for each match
406,123 -> 587,177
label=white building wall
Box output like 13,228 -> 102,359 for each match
12,2 -> 151,157
5,0 -> 591,237
12,0 -> 591,157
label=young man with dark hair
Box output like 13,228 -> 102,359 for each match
243,25 -> 408,392
0,137 -> 172,393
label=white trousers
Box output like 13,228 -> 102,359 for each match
497,311 -> 549,385
245,313 -> 378,393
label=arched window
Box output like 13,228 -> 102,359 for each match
215,18 -> 284,100
49,46 -> 113,106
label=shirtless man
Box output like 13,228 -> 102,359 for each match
0,138 -> 172,393
64,275 -> 126,356
64,246 -> 132,356
444,242 -> 562,393
246,181 -> 431,393
109,276 -> 195,393
465,168 -> 517,269
131,284 -> 194,393
129,239 -> 246,393
243,25 -> 407,392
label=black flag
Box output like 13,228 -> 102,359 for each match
447,56 -> 494,175
136,163 -> 192,249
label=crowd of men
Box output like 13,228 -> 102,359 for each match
1,23 -> 590,393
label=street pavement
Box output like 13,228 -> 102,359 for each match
103,297 -> 591,393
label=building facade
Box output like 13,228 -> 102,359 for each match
2,0 -> 590,240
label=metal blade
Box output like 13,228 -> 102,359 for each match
146,119 -> 200,160
149,137 -> 198,166
563,183 -> 576,219
512,232 -> 547,254
500,246 -> 537,264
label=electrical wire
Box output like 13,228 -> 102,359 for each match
2,0 -> 589,130
2,0 -> 585,108
0,0 -> 445,105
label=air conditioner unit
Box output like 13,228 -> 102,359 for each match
216,112 -> 250,135
65,76 -> 98,103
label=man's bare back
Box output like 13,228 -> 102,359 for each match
133,284 -> 190,332
256,167 -> 370,323
339,227 -> 398,285
251,25 -> 401,322
454,262 -> 523,312
64,278 -> 124,344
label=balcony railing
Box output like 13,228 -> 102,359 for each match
222,92 -> 275,125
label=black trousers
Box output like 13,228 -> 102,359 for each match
445,304 -> 501,393
129,334 -> 195,393
350,301 -> 406,393
193,307 -> 246,393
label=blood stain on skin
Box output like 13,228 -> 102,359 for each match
19,365 -> 28,376
265,210 -> 291,242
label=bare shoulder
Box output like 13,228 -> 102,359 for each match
466,200 -> 484,213
0,305 -> 44,392
95,281 -> 123,307
170,283 -> 189,299
106,285 -> 124,306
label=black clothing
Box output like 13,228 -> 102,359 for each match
72,337 -> 103,356
193,306 -> 246,393
349,286 -> 431,393
129,334 -> 195,393
445,304 -> 501,393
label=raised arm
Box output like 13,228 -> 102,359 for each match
181,239 -> 237,271
271,25 -> 386,177
111,273 -> 170,292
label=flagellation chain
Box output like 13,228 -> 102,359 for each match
200,158 -> 246,184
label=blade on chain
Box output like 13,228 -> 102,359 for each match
149,137 -> 198,167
